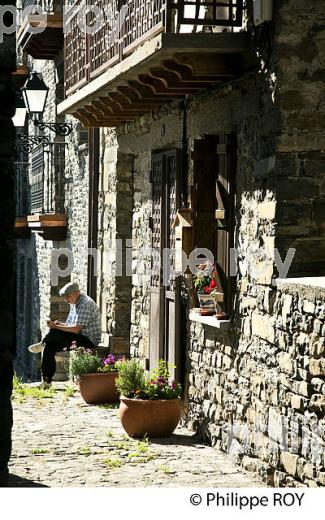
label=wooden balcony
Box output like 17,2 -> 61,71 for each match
17,1 -> 63,60
27,214 -> 67,241
59,0 -> 256,127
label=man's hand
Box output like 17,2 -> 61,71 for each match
47,320 -> 57,329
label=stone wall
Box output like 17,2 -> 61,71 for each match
273,0 -> 325,275
93,0 -> 325,488
97,129 -> 134,354
187,280 -> 325,487
15,55 -> 91,378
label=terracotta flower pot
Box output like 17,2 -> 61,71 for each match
119,397 -> 181,438
78,372 -> 119,404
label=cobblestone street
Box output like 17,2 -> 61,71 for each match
8,383 -> 263,488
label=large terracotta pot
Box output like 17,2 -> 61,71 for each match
119,397 -> 181,438
78,372 -> 119,404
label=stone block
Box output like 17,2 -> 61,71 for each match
309,358 -> 325,376
252,313 -> 275,344
309,395 -> 325,415
241,456 -> 259,473
276,177 -> 319,200
280,452 -> 299,477
303,300 -> 316,315
317,471 -> 325,486
268,408 -> 285,444
277,352 -> 294,375
313,319 -> 323,335
309,334 -> 325,357
223,355 -> 232,370
293,381 -> 312,398
274,470 -> 287,487
311,378 -> 325,394
282,294 -> 293,325
215,385 -> 223,405
250,260 -> 274,285
258,201 -> 277,220
291,395 -> 304,411
109,337 -> 130,354
263,288 -> 276,314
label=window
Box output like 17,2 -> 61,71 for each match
192,133 -> 236,317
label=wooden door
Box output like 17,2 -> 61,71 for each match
149,150 -> 180,380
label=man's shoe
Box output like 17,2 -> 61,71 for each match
28,342 -> 44,354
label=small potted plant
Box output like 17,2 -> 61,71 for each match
193,263 -> 221,315
116,359 -> 182,438
70,347 -> 122,404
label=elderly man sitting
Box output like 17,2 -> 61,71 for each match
28,282 -> 101,389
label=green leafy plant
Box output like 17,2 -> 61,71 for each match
115,358 -> 146,397
13,374 -> 55,401
63,387 -> 76,398
69,348 -> 123,377
116,359 -> 182,400
103,457 -> 122,468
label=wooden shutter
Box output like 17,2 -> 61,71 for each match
193,136 -> 219,258
216,134 -> 236,316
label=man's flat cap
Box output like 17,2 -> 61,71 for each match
59,282 -> 80,297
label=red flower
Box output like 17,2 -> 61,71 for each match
209,279 -> 217,289
203,286 -> 211,294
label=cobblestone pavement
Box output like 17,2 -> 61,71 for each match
8,383 -> 264,488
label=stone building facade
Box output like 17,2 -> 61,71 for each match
15,0 -> 325,486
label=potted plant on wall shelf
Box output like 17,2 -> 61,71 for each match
116,359 -> 182,438
70,347 -> 122,404
193,263 -> 223,316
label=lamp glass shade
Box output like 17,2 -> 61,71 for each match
12,107 -> 28,128
22,72 -> 49,115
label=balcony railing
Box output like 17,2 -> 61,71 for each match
22,0 -> 63,13
30,142 -> 66,215
65,0 -> 245,95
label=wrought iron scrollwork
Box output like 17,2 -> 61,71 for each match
34,121 -> 74,136
16,135 -> 50,153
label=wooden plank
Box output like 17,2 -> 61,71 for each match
215,133 -> 236,315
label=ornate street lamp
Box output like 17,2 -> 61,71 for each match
22,72 -> 49,116
21,71 -> 73,136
